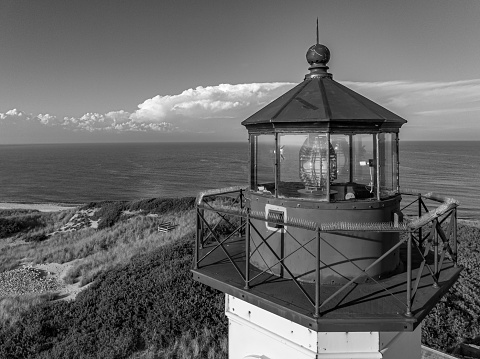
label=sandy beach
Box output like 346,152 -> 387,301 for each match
0,204 -> 93,300
31,261 -> 91,301
0,202 -> 79,212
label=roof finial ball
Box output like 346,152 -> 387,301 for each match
306,43 -> 330,66
305,18 -> 332,79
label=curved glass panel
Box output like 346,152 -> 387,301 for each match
251,134 -> 275,195
277,134 -> 334,202
378,133 -> 399,199
351,134 -> 376,199
250,132 -> 399,202
331,134 -> 351,184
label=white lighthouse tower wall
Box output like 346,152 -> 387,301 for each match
225,294 -> 421,359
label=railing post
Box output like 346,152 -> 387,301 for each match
453,207 -> 458,267
195,207 -> 201,269
314,228 -> 321,318
274,133 -> 279,198
244,208 -> 250,290
418,195 -> 423,246
406,231 -> 412,316
240,189 -> 244,236
433,218 -> 439,278
198,207 -> 205,249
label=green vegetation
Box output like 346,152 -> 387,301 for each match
82,197 -> 196,230
0,198 -> 479,358
0,293 -> 56,328
0,197 -> 227,358
0,209 -> 75,272
422,224 -> 480,352
0,236 -> 227,358
0,213 -> 45,239
0,198 -> 202,284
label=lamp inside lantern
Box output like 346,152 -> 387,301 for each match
298,134 -> 337,194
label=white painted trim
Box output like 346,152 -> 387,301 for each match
226,295 -> 384,359
226,311 -> 316,358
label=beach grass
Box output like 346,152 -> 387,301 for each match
0,229 -> 228,358
0,292 -> 56,328
0,197 -> 479,357
130,327 -> 228,359
0,197 -> 229,328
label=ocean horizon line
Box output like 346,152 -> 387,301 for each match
1,139 -> 480,147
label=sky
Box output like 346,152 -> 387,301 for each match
0,0 -> 479,144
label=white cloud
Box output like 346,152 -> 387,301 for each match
129,82 -> 295,122
341,79 -> 480,118
6,109 -> 27,117
105,110 -> 131,123
1,79 -> 479,141
0,108 -> 29,121
36,113 -> 57,125
340,79 -> 480,139
414,106 -> 480,117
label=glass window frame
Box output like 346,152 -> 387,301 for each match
250,131 -> 400,202
377,132 -> 400,199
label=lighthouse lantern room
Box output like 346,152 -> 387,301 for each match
192,33 -> 461,359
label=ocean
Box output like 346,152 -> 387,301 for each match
0,141 -> 478,220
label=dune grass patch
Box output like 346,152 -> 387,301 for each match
1,197 -> 479,357
0,234 -> 227,358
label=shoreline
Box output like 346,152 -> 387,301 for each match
1,201 -> 479,227
0,202 -> 81,212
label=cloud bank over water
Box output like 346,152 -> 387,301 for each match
130,83 -> 292,122
342,79 -> 480,140
1,79 -> 479,143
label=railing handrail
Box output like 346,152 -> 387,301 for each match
194,186 -> 459,319
401,189 -> 460,204
400,189 -> 459,230
196,186 -> 247,205
198,188 -> 460,233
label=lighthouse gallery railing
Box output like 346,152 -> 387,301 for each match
194,187 -> 459,318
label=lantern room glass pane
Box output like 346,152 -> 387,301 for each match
250,132 -> 399,202
378,133 -> 399,199
278,134 -> 306,198
252,134 -> 275,195
331,135 -> 351,184
277,133 -> 334,202
351,134 -> 376,199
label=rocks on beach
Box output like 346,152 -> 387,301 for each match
0,265 -> 60,298
0,261 -> 89,300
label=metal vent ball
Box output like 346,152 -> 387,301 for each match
306,44 -> 330,65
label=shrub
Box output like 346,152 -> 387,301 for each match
0,209 -> 39,217
0,218 -> 22,238
0,234 -> 227,359
126,197 -> 196,215
0,293 -> 56,328
422,223 -> 480,352
24,232 -> 48,243
0,214 -> 45,239
94,202 -> 128,230
4,197 -> 476,357
76,198 -> 196,230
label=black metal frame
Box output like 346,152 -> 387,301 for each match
193,187 -> 460,330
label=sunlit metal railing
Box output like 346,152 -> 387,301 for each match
194,187 -> 459,318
